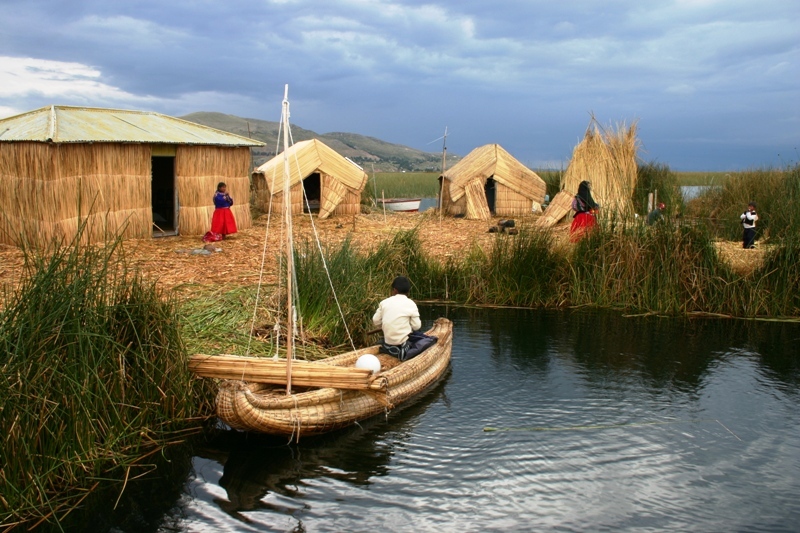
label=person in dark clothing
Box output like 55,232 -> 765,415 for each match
647,202 -> 666,225
740,201 -> 758,249
570,180 -> 599,242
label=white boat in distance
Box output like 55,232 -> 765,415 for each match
379,198 -> 422,212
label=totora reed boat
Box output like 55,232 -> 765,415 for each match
189,86 -> 452,440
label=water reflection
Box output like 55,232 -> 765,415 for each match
173,307 -> 800,532
195,373 -> 450,523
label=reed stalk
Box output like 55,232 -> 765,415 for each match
0,225 -> 209,529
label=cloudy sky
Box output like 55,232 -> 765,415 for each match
1,0 -> 797,170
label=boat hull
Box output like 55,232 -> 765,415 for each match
379,198 -> 421,212
215,318 -> 453,439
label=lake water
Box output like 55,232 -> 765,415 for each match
75,306 -> 800,532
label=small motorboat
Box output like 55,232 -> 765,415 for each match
379,198 -> 421,212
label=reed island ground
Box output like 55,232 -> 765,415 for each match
0,210 -> 766,296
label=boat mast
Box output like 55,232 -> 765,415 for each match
282,84 -> 295,395
438,126 -> 448,224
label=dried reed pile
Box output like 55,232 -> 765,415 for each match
176,145 -> 252,234
561,119 -> 639,219
0,142 -> 152,246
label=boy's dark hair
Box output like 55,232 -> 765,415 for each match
217,182 -> 227,191
748,201 -> 757,209
391,276 -> 411,295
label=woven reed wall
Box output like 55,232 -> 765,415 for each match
0,142 -> 151,247
561,121 -> 639,218
266,181 -> 305,216
176,146 -> 252,235
442,181 -> 466,216
494,182 -> 534,216
333,188 -> 362,216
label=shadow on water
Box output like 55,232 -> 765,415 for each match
195,368 -> 451,521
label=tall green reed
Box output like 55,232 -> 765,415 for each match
0,231 -> 207,529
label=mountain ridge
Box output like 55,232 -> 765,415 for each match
180,111 -> 459,172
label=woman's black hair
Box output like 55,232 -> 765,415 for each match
576,180 -> 598,209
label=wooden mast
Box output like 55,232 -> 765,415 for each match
438,126 -> 448,224
282,84 -> 295,395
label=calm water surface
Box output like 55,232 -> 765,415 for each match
163,307 -> 800,532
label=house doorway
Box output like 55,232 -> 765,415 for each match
151,156 -> 177,236
302,173 -> 321,212
484,177 -> 497,214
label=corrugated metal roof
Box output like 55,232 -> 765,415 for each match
0,105 -> 264,146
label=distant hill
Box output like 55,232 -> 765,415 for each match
181,112 -> 459,172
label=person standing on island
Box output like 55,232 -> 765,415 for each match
741,201 -> 758,249
206,182 -> 237,241
647,202 -> 666,225
569,180 -> 599,242
373,276 -> 421,361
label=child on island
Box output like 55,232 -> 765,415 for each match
205,182 -> 237,242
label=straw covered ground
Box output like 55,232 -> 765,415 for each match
0,211 -> 766,298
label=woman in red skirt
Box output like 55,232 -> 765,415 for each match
206,182 -> 237,241
569,180 -> 599,242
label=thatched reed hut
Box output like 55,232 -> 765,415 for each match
439,144 -> 546,220
0,105 -> 264,247
252,139 -> 367,219
560,119 -> 639,218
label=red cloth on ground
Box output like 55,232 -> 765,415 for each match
210,208 -> 237,236
569,211 -> 597,242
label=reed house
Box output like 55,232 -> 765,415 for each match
0,105 -> 264,246
252,139 -> 368,219
439,144 -> 546,220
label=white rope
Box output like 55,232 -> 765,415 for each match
288,145 -> 358,352
245,107 -> 285,358
246,91 -> 357,361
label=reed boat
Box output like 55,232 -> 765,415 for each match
189,318 -> 452,438
190,86 -> 453,440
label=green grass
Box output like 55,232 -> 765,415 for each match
673,171 -> 736,186
364,172 -> 441,200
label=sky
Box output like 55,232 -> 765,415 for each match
1,0 -> 797,171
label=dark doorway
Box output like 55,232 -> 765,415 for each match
151,156 -> 176,235
484,177 -> 496,214
303,173 -> 321,212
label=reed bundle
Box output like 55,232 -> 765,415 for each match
188,354 -> 377,390
562,119 -> 639,218
535,190 -> 573,228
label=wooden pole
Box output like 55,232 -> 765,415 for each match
282,84 -> 295,395
438,126 -> 448,225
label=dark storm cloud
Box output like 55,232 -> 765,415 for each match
1,0 -> 798,169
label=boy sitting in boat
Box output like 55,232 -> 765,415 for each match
373,276 -> 436,361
